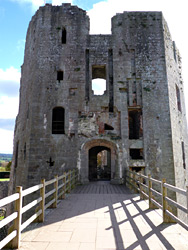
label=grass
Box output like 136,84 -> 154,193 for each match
0,178 -> 10,181
0,216 -> 4,220
0,167 -> 6,172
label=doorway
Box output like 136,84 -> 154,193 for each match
89,146 -> 111,181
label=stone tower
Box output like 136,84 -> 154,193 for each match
10,4 -> 188,201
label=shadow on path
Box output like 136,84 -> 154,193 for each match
20,182 -> 188,250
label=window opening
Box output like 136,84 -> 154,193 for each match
176,85 -> 181,112
15,141 -> 19,169
104,123 -> 114,130
57,71 -> 64,82
130,167 -> 143,172
24,143 -> 26,160
52,107 -> 65,134
182,141 -> 186,169
173,41 -> 177,62
92,79 -> 106,95
108,49 -> 114,112
92,65 -> 106,95
130,149 -> 143,159
62,27 -> 66,44
129,110 -> 143,139
27,104 -> 29,119
85,49 -> 90,101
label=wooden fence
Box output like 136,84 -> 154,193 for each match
0,169 -> 78,249
126,169 -> 188,230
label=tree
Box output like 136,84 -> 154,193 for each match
5,161 -> 11,171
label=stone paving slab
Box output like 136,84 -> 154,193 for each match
20,183 -> 188,250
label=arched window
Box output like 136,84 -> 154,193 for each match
52,107 -> 65,134
62,27 -> 66,44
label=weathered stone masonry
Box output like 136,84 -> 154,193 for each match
9,4 -> 188,219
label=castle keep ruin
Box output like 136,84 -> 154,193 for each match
10,4 -> 188,196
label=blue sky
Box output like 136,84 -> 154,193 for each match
0,0 -> 188,153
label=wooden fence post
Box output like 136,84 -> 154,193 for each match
139,172 -> 144,200
132,171 -> 137,193
68,170 -> 71,193
38,179 -> 45,222
75,168 -> 78,186
11,186 -> 22,249
51,175 -> 58,208
148,174 -> 151,208
129,171 -> 132,191
129,171 -> 132,190
71,169 -> 74,189
162,178 -> 168,222
162,178 -> 174,223
63,172 -> 66,198
148,174 -> 156,209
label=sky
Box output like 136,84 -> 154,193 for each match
0,0 -> 188,154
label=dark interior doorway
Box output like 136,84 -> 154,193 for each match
89,146 -> 111,181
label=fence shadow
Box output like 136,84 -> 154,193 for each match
19,183 -> 188,250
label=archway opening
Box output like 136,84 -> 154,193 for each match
89,146 -> 111,181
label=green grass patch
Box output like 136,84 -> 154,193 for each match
0,216 -> 4,220
0,178 -> 9,181
0,168 -> 6,172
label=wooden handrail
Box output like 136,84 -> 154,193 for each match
0,168 -> 78,249
0,193 -> 19,207
126,169 -> 188,230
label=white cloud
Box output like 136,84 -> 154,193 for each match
0,67 -> 20,82
0,67 -> 19,153
88,0 -> 187,38
52,0 -> 73,5
0,129 -> 14,154
0,119 -> 15,131
10,0 -> 44,11
0,67 -> 20,119
0,96 -> 19,119
0,67 -> 20,99
11,0 -> 73,11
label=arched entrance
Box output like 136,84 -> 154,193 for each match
79,138 -> 119,183
89,146 -> 111,181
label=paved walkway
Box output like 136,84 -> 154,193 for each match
20,182 -> 188,250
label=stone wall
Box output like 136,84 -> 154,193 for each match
0,182 -> 9,199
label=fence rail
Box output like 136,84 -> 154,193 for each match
126,170 -> 188,230
0,168 -> 78,249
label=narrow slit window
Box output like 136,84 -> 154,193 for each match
57,71 -> 64,82
176,85 -> 181,112
24,143 -> 26,160
15,141 -> 19,169
62,27 -> 66,44
182,141 -> 186,169
173,41 -> 177,62
52,107 -> 65,134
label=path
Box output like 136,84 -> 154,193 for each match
20,181 -> 188,250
